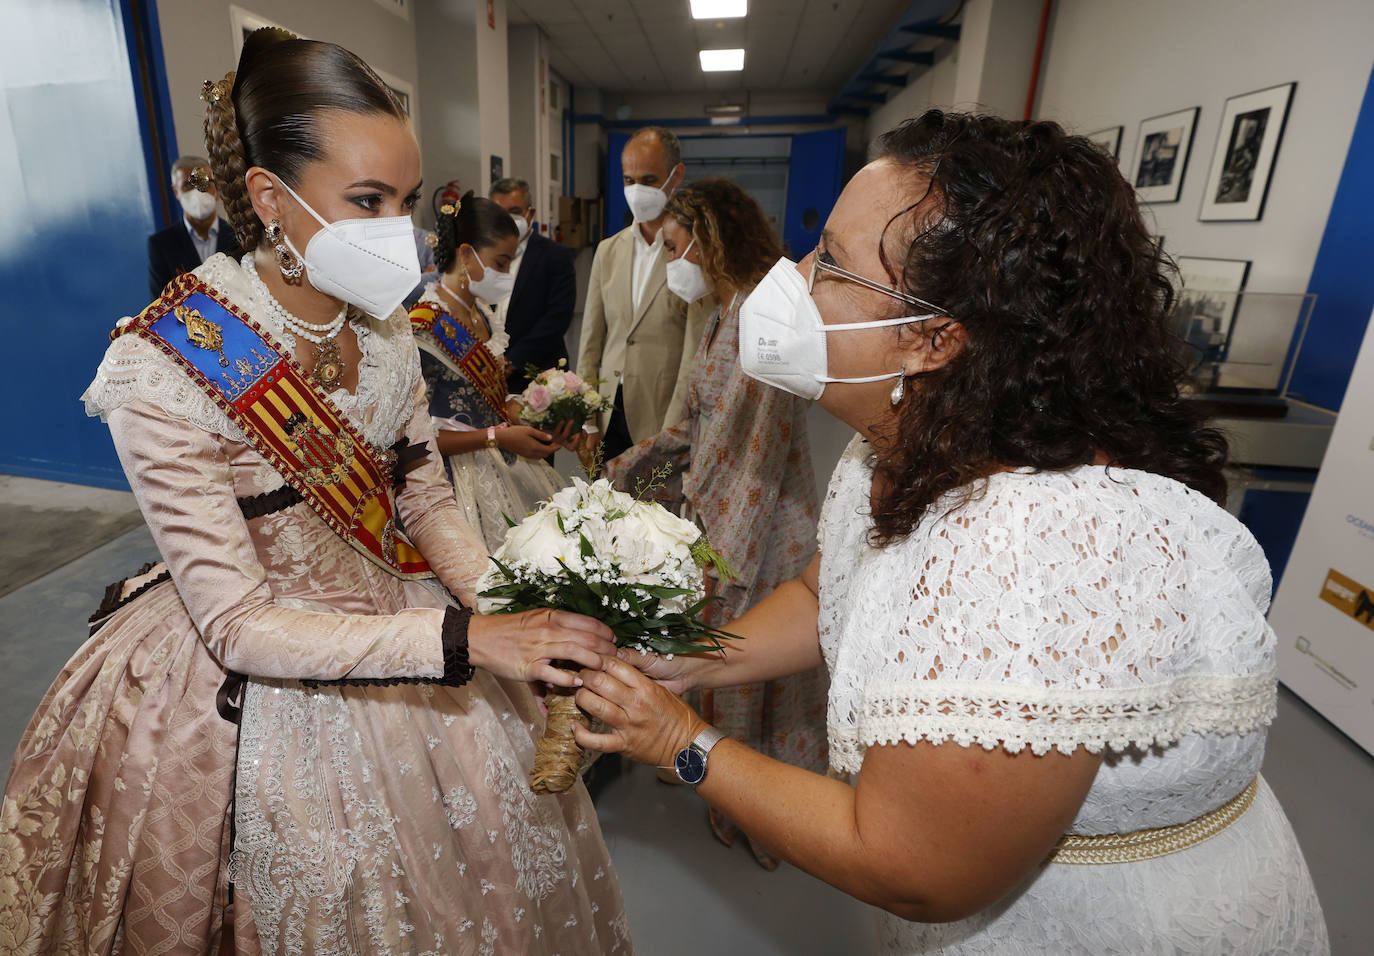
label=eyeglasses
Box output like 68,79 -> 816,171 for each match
808,247 -> 948,318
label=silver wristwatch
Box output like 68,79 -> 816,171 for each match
672,726 -> 726,787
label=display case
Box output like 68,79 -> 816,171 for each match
1173,289 -> 1317,397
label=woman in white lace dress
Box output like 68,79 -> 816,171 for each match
573,111 -> 1327,952
1,30 -> 630,954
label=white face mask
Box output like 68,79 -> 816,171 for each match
177,187 -> 217,220
465,250 -> 515,305
665,239 -> 711,304
511,213 -> 531,241
738,257 -> 938,400
276,178 -> 420,319
624,182 -> 671,223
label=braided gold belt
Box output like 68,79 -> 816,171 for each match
1048,777 -> 1259,866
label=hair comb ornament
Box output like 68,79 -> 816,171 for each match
187,167 -> 214,192
424,232 -> 439,248
440,201 -> 460,217
200,79 -> 228,106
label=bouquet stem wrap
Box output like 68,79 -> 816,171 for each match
530,688 -> 589,794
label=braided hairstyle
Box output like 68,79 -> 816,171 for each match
432,191 -> 519,275
201,28 -> 408,252
662,177 -> 782,293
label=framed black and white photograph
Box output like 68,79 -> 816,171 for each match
1199,82 -> 1296,221
1171,255 -> 1250,368
1130,107 -> 1200,203
1086,125 -> 1123,159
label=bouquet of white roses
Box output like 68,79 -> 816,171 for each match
517,359 -> 606,432
478,471 -> 735,793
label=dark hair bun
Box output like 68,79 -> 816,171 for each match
432,191 -> 519,274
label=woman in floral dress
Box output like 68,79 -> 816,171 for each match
604,178 -> 826,867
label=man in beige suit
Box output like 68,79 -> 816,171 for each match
579,127 -> 708,463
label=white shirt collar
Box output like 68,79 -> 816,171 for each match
183,215 -> 219,238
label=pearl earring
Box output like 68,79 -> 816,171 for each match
890,375 -> 906,406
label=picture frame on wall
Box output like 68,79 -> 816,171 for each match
1199,82 -> 1296,222
1086,126 -> 1123,159
1171,255 -> 1251,368
1130,107 -> 1200,203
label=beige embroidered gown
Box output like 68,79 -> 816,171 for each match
0,253 -> 631,955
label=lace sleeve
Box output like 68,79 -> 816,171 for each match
82,333 -> 243,441
829,472 -> 1277,769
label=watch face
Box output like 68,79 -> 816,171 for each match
675,746 -> 707,785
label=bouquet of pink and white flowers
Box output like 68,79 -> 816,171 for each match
518,359 -> 606,431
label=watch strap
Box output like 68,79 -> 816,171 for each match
691,726 -> 726,757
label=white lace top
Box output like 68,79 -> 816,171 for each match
83,253 -> 422,450
819,436 -> 1278,829
818,437 -> 1327,953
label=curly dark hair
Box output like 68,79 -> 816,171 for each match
432,190 -> 520,274
662,177 -> 782,293
867,110 -> 1227,545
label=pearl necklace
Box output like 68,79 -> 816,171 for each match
242,254 -> 348,343
242,253 -> 349,388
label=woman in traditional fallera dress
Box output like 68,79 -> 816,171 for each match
0,29 -> 630,955
409,193 -> 571,552
576,111 -> 1328,952
602,178 -> 827,868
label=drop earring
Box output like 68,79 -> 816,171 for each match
890,374 -> 906,406
266,219 -> 303,280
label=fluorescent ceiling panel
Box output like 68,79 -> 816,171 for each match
699,48 -> 745,71
690,0 -> 747,18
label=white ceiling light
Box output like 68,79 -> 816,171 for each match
690,0 -> 747,18
699,48 -> 745,72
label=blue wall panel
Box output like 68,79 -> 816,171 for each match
0,1 -> 159,489
1288,63 -> 1374,411
782,128 -> 846,259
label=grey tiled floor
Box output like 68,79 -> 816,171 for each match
2,478 -> 1372,953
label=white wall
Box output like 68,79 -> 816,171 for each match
1034,0 -> 1374,295
866,0 -> 1374,299
508,24 -> 557,230
157,0 -> 419,168
414,0 -> 480,222
475,0 -> 510,189
866,0 -> 1040,146
867,50 -> 959,144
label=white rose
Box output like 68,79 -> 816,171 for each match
626,500 -> 700,558
496,506 -> 579,577
545,482 -> 584,519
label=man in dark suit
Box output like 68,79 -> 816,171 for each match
147,155 -> 237,298
489,177 -> 576,392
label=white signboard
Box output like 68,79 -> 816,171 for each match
1269,308 -> 1374,755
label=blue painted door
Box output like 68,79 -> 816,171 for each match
604,131 -> 631,239
0,1 -> 163,488
783,128 -> 846,259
